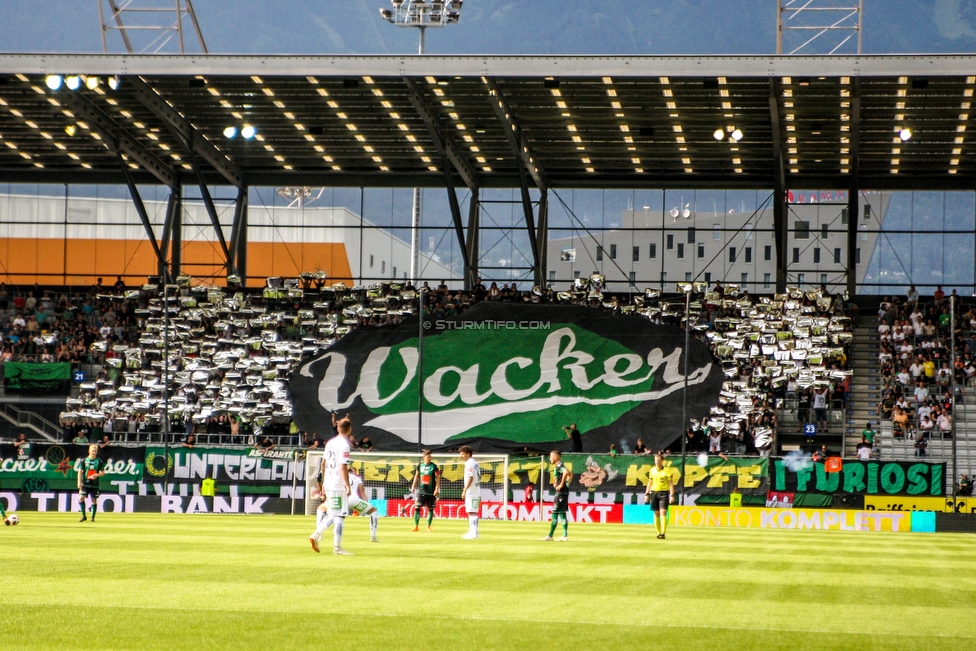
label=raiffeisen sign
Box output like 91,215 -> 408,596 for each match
291,304 -> 723,453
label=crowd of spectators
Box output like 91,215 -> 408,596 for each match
685,281 -> 855,458
876,285 -> 970,453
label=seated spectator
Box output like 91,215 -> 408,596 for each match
634,438 -> 648,455
182,434 -> 196,449
959,475 -> 973,496
358,436 -> 374,451
855,436 -> 872,460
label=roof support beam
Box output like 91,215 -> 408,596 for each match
185,146 -> 231,264
535,189 -> 549,288
485,77 -> 549,191
485,78 -> 545,277
128,76 -> 243,189
847,77 -> 862,298
403,76 -> 475,285
61,91 -> 178,189
769,79 -> 788,293
115,148 -> 164,270
440,154 -> 473,287
402,77 -> 479,190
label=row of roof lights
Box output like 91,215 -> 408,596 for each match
45,75 -> 119,92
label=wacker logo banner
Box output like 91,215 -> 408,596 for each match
771,459 -> 945,496
291,304 -> 723,452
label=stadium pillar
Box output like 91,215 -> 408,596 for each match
171,196 -> 182,278
116,148 -> 165,273
228,186 -> 249,283
441,158 -> 472,289
465,188 -> 480,290
769,79 -> 788,293
536,189 -> 549,288
846,78 -> 862,299
159,185 -> 182,282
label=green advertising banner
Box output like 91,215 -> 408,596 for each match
0,444 -> 144,492
3,362 -> 71,394
143,446 -> 303,486
496,454 -> 769,496
771,459 -> 946,496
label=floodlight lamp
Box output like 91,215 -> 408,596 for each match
241,125 -> 257,139
65,75 -> 82,91
107,76 -> 120,91
64,124 -> 77,137
730,128 -> 743,141
670,207 -> 680,219
899,127 -> 912,141
45,75 -> 63,91
392,0 -> 404,7
713,128 -> 725,141
223,126 -> 238,139
681,205 -> 691,219
379,7 -> 393,20
85,76 -> 100,90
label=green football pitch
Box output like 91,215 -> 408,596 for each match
1,512 -> 973,651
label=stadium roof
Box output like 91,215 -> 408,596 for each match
1,54 -> 976,190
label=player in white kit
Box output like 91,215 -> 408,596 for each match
459,445 -> 480,539
313,468 -> 379,543
309,414 -> 353,555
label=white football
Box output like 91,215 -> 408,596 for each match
7,514 -> 18,525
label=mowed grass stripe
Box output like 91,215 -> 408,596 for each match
2,513 -> 975,650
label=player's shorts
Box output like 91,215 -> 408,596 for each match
465,492 -> 481,516
324,490 -> 349,516
415,493 -> 437,510
552,493 -> 569,514
80,487 -> 99,500
648,491 -> 670,512
348,495 -> 370,514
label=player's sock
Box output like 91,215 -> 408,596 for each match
548,519 -> 558,538
369,513 -> 378,539
469,517 -> 479,535
426,510 -> 434,528
90,502 -> 98,521
413,508 -> 421,527
654,516 -> 662,535
333,516 -> 345,549
79,498 -> 87,521
316,508 -> 327,528
660,511 -> 668,535
313,515 -> 334,539
560,516 -> 568,538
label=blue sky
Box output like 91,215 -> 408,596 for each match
1,1 -> 975,55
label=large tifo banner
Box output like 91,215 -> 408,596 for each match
290,303 -> 725,453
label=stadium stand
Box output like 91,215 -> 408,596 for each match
1,274 -> 857,454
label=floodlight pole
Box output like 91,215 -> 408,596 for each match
679,287 -> 690,506
417,287 -> 425,452
162,283 -> 171,495
951,294 -> 957,498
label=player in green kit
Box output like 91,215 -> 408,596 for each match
410,450 -> 440,532
644,452 -> 675,539
541,450 -> 572,542
77,444 -> 106,522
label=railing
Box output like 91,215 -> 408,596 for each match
0,403 -> 61,442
